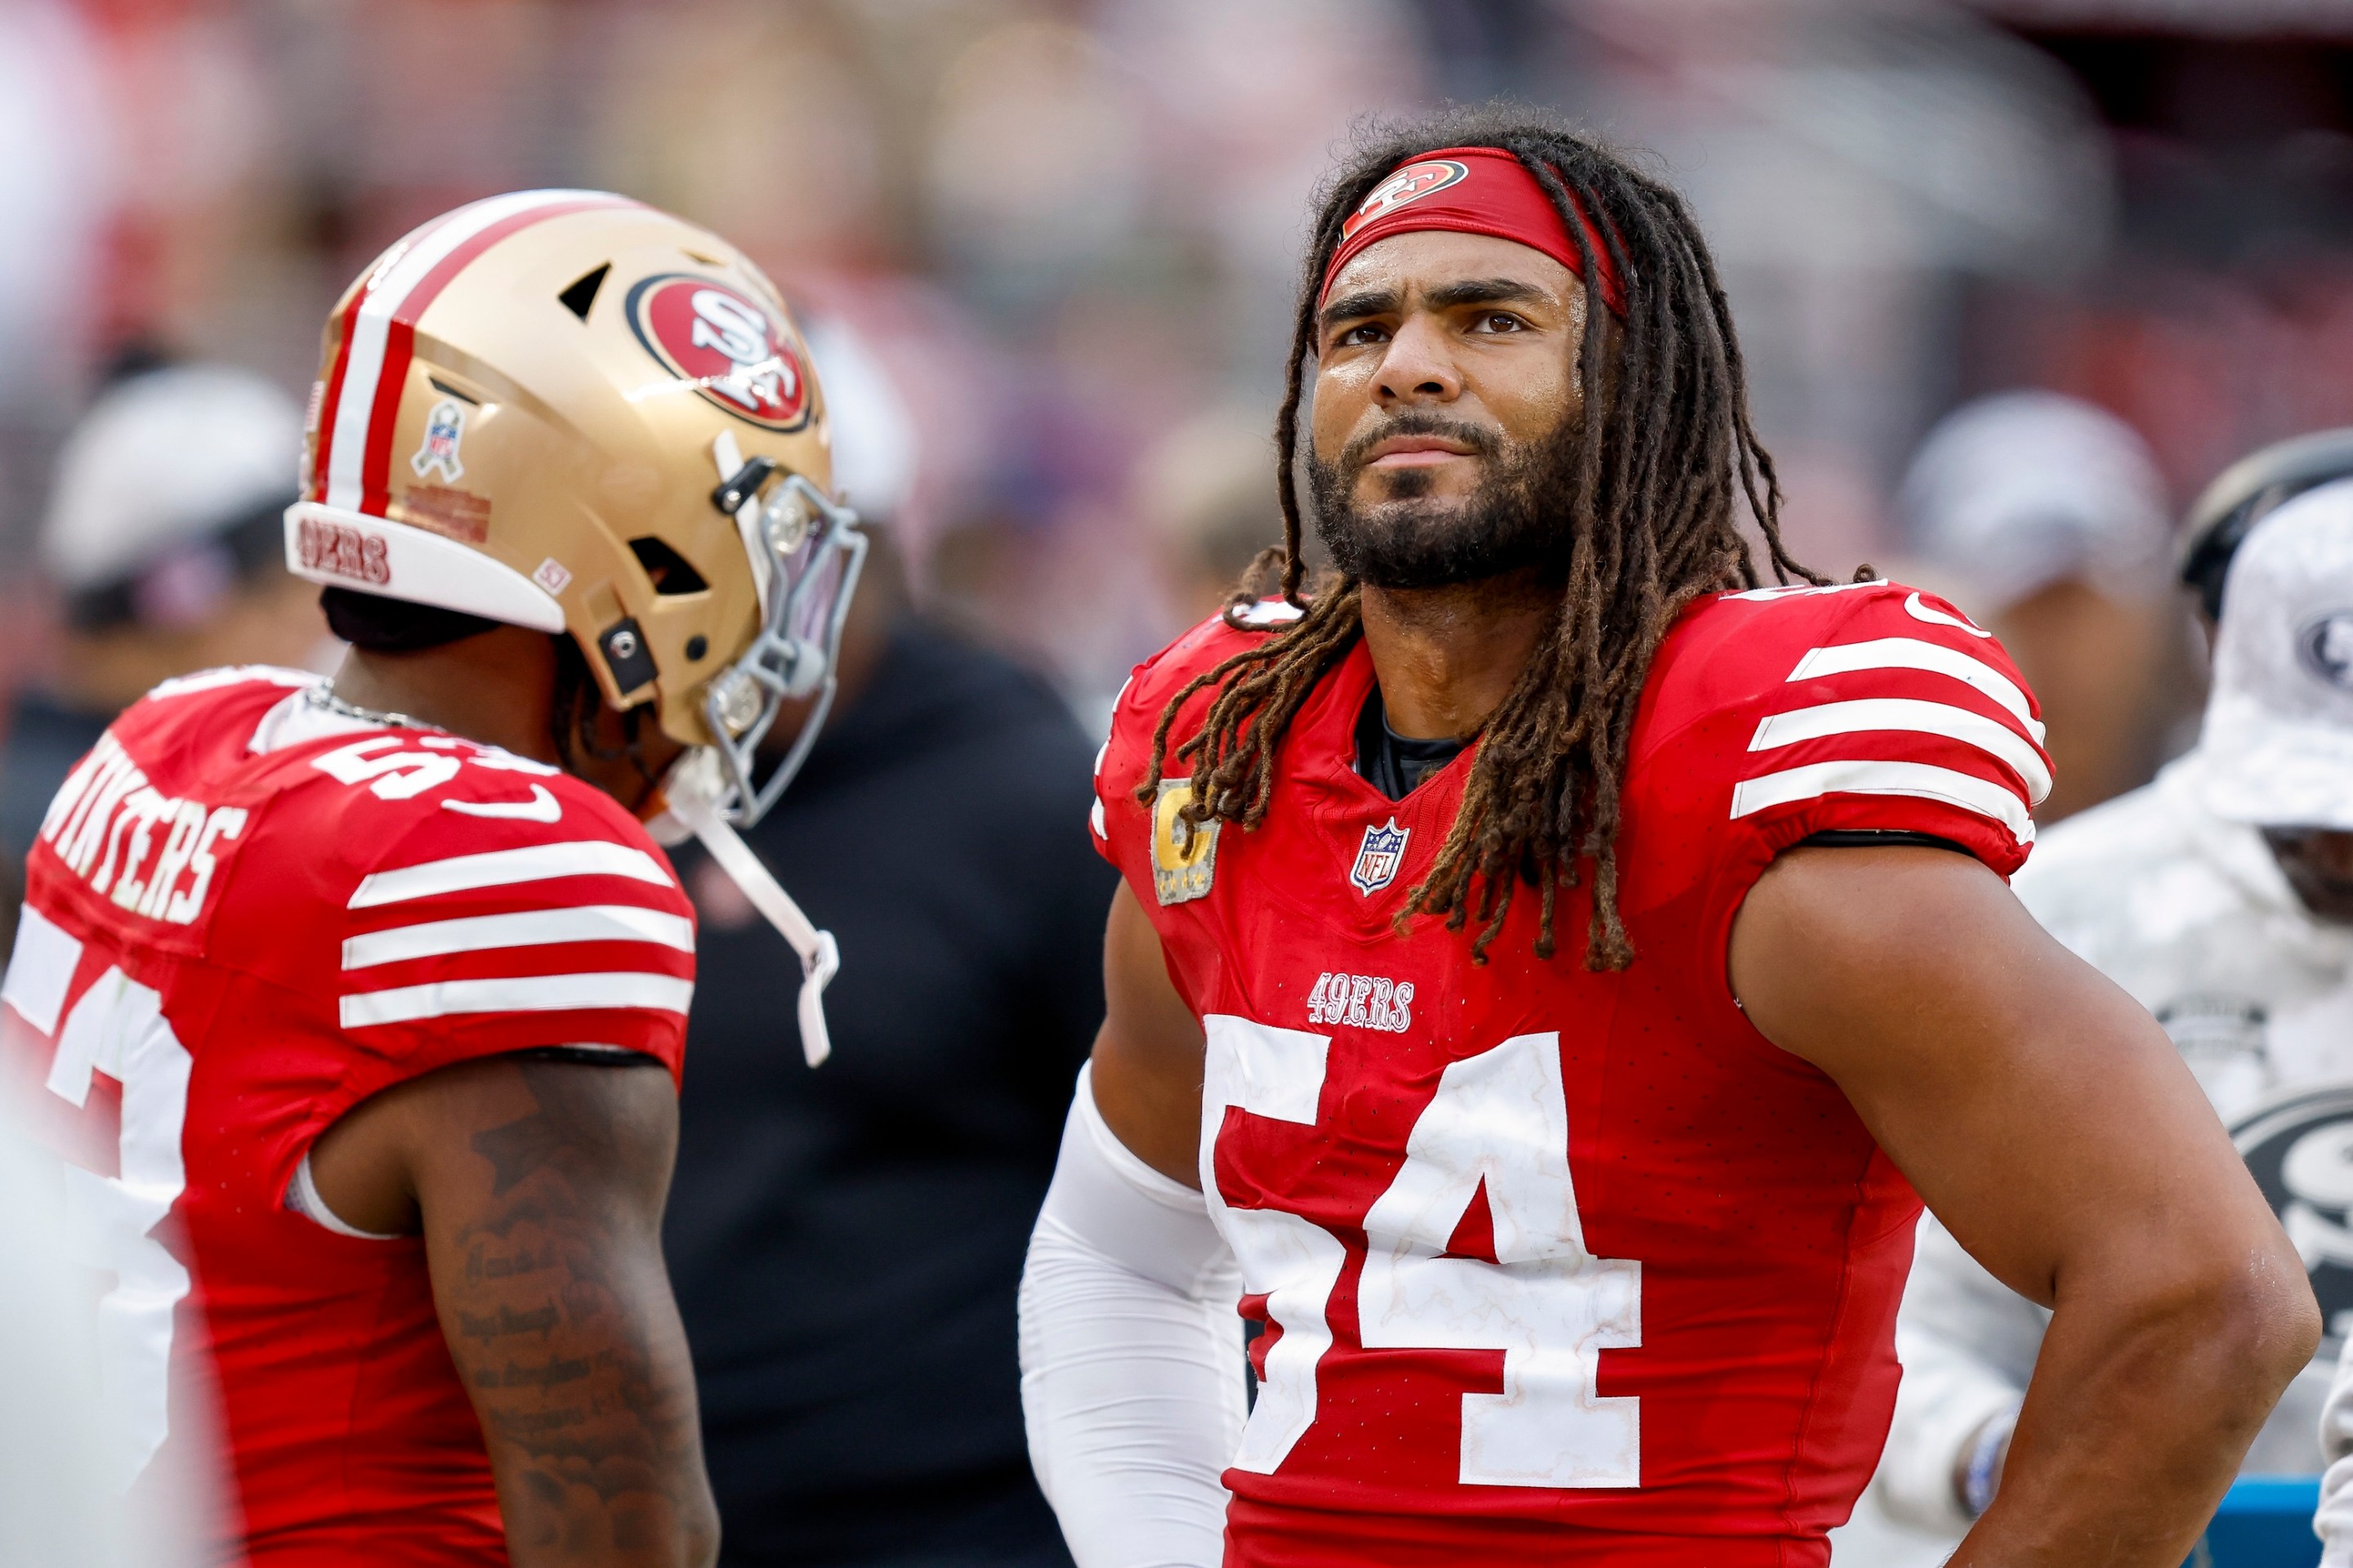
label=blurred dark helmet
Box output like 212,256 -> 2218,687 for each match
2180,428 -> 2353,622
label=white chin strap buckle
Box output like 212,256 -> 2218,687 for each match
654,749 -> 837,1066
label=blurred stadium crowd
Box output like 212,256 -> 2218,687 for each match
15,0 -> 2353,1564
12,0 -> 2353,730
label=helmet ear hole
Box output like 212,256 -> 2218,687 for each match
628,536 -> 709,594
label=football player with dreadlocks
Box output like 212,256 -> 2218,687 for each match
1016,106 -> 2316,1568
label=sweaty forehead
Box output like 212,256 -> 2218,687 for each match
1324,230 -> 1583,311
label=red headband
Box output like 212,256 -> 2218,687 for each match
1319,146 -> 1627,318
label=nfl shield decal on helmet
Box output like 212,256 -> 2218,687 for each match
410,398 -> 467,482
1350,818 -> 1409,896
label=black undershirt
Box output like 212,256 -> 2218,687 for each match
1353,689 -> 1466,800
1351,688 -> 1968,856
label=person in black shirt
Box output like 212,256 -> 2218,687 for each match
664,540 -> 1110,1567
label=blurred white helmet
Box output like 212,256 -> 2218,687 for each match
2199,480 -> 2353,831
1900,391 -> 2171,613
42,364 -> 302,611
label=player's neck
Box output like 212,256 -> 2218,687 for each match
1359,569 -> 1560,742
328,625 -> 561,763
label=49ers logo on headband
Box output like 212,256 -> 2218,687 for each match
627,275 -> 810,431
1342,159 -> 1469,240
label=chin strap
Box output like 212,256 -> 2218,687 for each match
653,749 -> 838,1066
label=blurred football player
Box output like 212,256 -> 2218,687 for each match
1863,447 -> 2353,1564
0,192 -> 864,1566
2,360 -> 321,862
1016,105 -> 2316,1568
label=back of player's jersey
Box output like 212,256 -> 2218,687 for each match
0,669 -> 696,1566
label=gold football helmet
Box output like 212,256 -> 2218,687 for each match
284,189 -> 865,828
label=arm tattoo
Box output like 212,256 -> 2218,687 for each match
427,1057 -> 712,1564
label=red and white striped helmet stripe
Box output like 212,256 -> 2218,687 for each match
310,190 -> 642,516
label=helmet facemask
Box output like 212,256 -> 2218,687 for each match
637,433 -> 866,1070
699,430 -> 868,827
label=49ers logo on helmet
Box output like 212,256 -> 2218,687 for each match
627,275 -> 810,431
1341,159 -> 1470,239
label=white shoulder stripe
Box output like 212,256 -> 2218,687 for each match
342,904 -> 695,970
349,840 -> 673,909
1749,698 -> 2050,806
339,970 -> 694,1028
1786,637 -> 2045,743
1730,758 -> 2034,845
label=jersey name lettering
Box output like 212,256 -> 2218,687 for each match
39,734 -> 247,927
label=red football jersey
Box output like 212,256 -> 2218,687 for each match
1092,582 -> 2047,1566
0,668 -> 695,1566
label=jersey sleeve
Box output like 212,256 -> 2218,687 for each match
1091,607 -> 1310,1028
1712,583 -> 2048,874
328,767 -> 696,1092
1089,605 -> 1295,891
1631,582 -> 2052,1041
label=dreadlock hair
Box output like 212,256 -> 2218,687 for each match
1141,103 -> 1828,970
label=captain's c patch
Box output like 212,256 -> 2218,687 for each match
1150,779 -> 1219,906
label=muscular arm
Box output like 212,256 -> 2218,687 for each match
1730,846 -> 2318,1567
310,1055 -> 719,1568
1088,879 -> 1208,1186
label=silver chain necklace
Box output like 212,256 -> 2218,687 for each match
305,683 -> 448,735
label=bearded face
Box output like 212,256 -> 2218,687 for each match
1306,404 -> 1580,591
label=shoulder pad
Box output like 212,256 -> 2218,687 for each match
1644,579 -> 2048,876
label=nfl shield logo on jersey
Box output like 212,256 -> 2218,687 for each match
1350,818 -> 1409,896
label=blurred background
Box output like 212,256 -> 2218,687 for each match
9,0 -> 2353,806
15,2 -> 2353,1563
